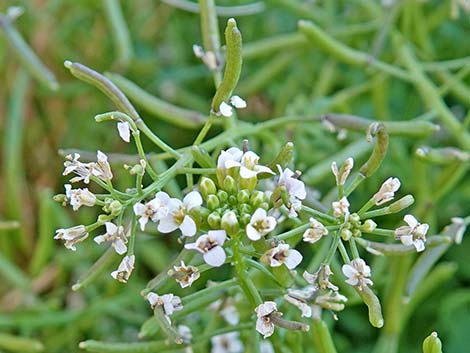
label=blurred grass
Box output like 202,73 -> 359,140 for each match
0,0 -> 469,352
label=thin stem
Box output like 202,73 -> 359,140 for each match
301,206 -> 338,224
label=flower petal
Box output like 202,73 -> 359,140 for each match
117,121 -> 131,142
180,215 -> 197,237
203,246 -> 226,267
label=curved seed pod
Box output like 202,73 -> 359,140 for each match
211,18 -> 243,113
360,123 -> 388,178
355,285 -> 384,328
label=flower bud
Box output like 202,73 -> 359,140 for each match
53,194 -> 67,204
223,175 -> 238,194
259,202 -> 269,210
340,228 -> 352,241
388,194 -> 414,213
207,212 -> 221,229
349,213 -> 360,224
239,175 -> 257,192
98,214 -> 109,223
239,203 -> 252,215
221,211 -> 239,236
352,229 -> 362,238
331,157 -> 354,186
240,213 -> 252,226
237,189 -> 250,204
217,190 -> 228,203
199,177 -> 217,200
250,191 -> 266,208
228,195 -> 237,206
206,194 -> 220,210
361,219 -> 377,233
422,332 -> 442,353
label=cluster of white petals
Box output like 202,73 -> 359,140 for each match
373,177 -> 401,205
303,217 -> 328,243
332,197 -> 350,218
146,292 -> 183,316
395,214 -> 429,252
65,184 -> 96,211
94,222 -> 127,255
225,150 -> 274,179
111,255 -> 135,283
133,191 -> 170,231
54,225 -> 88,251
263,244 -> 302,270
277,165 -> 306,217
255,301 -> 278,338
169,261 -> 200,288
246,208 -> 277,241
342,258 -> 373,289
185,230 -> 227,267
218,95 -> 247,117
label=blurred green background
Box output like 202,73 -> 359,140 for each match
0,0 -> 469,352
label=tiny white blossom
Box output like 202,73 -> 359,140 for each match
185,230 -> 227,267
158,191 -> 202,236
64,184 -> 96,211
217,147 -> 243,173
111,255 -> 135,283
331,158 -> 354,186
246,208 -> 277,241
230,95 -> 247,109
92,151 -> 113,181
255,301 -> 278,338
94,222 -> 127,255
303,217 -> 328,243
117,121 -> 131,143
219,102 -> 233,117
63,153 -> 93,184
303,265 -> 338,291
220,302 -> 240,326
263,243 -> 302,269
133,191 -> 170,231
54,225 -> 88,251
395,214 -> 429,252
169,261 -> 200,288
277,165 -> 306,201
225,151 -> 274,179
284,287 -> 315,318
147,292 -> 183,316
332,197 -> 350,218
342,258 -> 373,289
211,332 -> 243,353
178,325 -> 192,344
372,177 -> 400,205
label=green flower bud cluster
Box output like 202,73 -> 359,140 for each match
340,213 -> 377,241
198,176 -> 270,234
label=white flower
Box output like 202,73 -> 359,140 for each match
372,177 -> 400,205
332,197 -> 350,218
133,192 -> 170,231
284,287 -> 315,318
395,214 -> 429,252
193,44 -> 218,70
94,222 -> 127,255
169,261 -> 200,288
117,121 -> 131,143
255,301 -> 278,338
54,225 -> 88,251
263,244 -> 302,269
230,96 -> 247,109
303,217 -> 328,243
64,184 -> 96,211
147,292 -> 183,316
342,258 -> 373,289
211,332 -> 243,353
246,208 -> 277,241
217,147 -> 243,173
225,151 -> 274,179
303,265 -> 338,291
63,153 -> 93,184
92,151 -> 113,181
111,255 -> 135,283
158,191 -> 202,236
277,165 -> 306,200
184,230 -> 227,267
219,102 -> 233,117
331,158 -> 354,186
178,325 -> 192,344
220,302 -> 240,326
